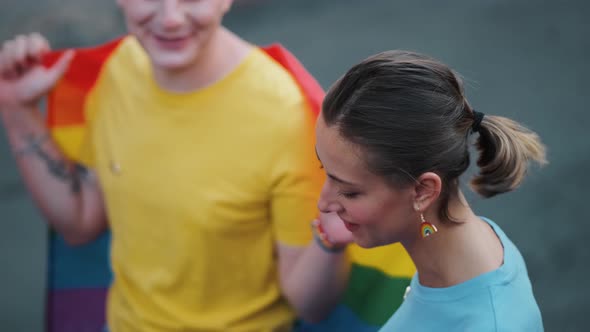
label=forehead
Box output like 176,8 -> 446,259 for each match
315,115 -> 374,182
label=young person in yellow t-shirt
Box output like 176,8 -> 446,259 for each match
0,1 -> 355,331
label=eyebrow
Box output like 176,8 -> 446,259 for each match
315,147 -> 359,187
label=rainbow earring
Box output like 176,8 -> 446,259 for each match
420,213 -> 438,238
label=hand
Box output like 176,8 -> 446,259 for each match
314,212 -> 354,247
0,33 -> 74,111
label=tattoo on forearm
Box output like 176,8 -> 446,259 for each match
70,163 -> 91,193
15,133 -> 91,193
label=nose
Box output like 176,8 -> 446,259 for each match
160,0 -> 185,29
317,181 -> 343,214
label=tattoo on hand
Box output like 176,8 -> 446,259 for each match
16,133 -> 91,193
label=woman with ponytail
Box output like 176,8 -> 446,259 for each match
315,50 -> 546,331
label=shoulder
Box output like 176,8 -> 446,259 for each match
87,36 -> 151,104
240,48 -> 309,110
233,48 -> 318,134
98,36 -> 151,83
489,276 -> 544,331
480,216 -> 529,275
380,298 -> 498,332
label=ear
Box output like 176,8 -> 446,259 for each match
412,172 -> 442,212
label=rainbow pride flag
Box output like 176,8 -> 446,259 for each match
44,37 -> 414,332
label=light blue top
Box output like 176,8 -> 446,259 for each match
379,217 -> 543,332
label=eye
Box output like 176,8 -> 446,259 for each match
338,191 -> 359,199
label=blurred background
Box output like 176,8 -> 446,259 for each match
0,0 -> 588,331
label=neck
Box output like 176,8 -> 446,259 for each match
402,192 -> 504,288
152,27 -> 252,93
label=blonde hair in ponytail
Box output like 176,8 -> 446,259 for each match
471,115 -> 547,198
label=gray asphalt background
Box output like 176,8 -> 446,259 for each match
0,0 -> 588,331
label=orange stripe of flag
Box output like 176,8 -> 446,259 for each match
43,37 -> 125,128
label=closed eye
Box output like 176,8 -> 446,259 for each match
338,191 -> 360,199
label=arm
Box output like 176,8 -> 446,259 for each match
0,33 -> 107,245
277,212 -> 352,323
268,99 -> 352,322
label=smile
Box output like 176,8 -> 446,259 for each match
151,33 -> 193,50
154,34 -> 191,41
343,220 -> 360,232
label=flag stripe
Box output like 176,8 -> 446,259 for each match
45,38 -> 124,128
348,243 -> 415,278
343,263 -> 410,326
48,232 -> 112,290
46,288 -> 107,332
297,305 -> 380,331
264,44 -> 324,116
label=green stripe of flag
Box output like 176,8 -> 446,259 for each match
343,263 -> 411,326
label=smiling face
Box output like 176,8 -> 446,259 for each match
117,0 -> 233,71
315,114 -> 419,248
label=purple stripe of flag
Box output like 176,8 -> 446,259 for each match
46,288 -> 108,332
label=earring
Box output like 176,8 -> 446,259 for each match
420,213 -> 438,238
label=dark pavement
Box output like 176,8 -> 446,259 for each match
1,1 -> 588,330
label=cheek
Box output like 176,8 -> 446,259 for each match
346,193 -> 412,232
185,3 -> 224,26
343,200 -> 387,226
121,0 -> 157,23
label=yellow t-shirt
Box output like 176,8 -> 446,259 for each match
81,37 -> 323,331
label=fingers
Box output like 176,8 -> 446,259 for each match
1,36 -> 26,76
11,36 -> 27,73
0,33 -> 51,78
0,39 -> 17,77
312,219 -> 330,241
46,49 -> 75,84
28,33 -> 51,62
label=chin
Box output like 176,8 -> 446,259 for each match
141,38 -> 202,71
353,236 -> 380,249
354,233 -> 396,249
